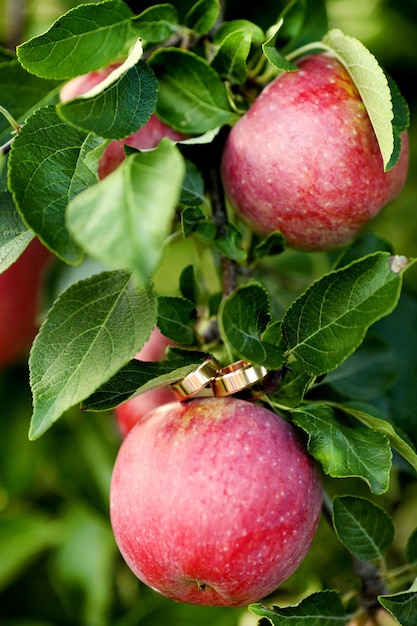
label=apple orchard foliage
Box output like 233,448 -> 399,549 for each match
1,0 -> 417,624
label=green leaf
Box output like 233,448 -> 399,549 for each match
179,159 -> 206,208
57,58 -> 158,140
184,0 -> 220,34
379,591 -> 417,626
211,29 -> 252,84
249,590 -> 348,625
333,496 -> 395,561
334,232 -> 394,270
214,223 -> 247,261
181,207 -> 216,241
29,271 -> 157,439
253,231 -> 286,259
275,0 -> 329,53
66,139 -> 185,282
157,296 -> 197,345
293,404 -> 392,494
8,106 -> 105,264
0,60 -> 61,142
322,28 -> 399,171
406,528 -> 417,564
271,360 -> 316,408
218,283 -> 285,369
322,334 -> 398,402
386,74 -> 410,171
0,512 -> 61,591
213,20 -> 264,45
0,190 -> 34,272
282,252 -> 407,377
149,48 -> 238,133
262,21 -> 300,72
338,403 -> 417,474
179,265 -> 200,304
17,0 -> 135,80
81,350 -> 207,410
132,3 -> 178,42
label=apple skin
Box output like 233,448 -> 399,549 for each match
221,53 -> 409,251
114,328 -> 175,437
60,66 -> 184,178
0,239 -> 51,368
110,397 -> 322,607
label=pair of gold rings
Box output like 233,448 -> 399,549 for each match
170,356 -> 268,401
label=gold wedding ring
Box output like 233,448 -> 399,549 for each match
212,360 -> 268,397
170,356 -> 221,401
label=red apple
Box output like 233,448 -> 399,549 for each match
60,66 -> 184,178
114,328 -> 174,436
110,397 -> 322,606
0,239 -> 51,368
221,53 -> 409,251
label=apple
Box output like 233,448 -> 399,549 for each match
221,53 -> 409,251
110,396 -> 322,606
114,327 -> 175,436
0,239 -> 51,368
60,66 -> 184,178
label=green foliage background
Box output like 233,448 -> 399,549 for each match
0,0 -> 416,625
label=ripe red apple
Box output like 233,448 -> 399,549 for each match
114,327 -> 174,436
60,66 -> 184,178
221,53 -> 409,251
110,397 -> 322,606
0,239 -> 51,368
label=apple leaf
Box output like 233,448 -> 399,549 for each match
322,28 -> 406,171
270,360 -> 316,408
337,402 -> 417,474
0,191 -> 34,272
332,496 -> 395,561
81,349 -> 209,411
214,20 -> 264,45
132,4 -> 179,42
149,48 -> 239,133
29,270 -> 157,439
157,296 -> 197,345
8,106 -> 106,264
218,283 -> 285,369
57,60 -> 158,139
211,29 -> 253,84
179,160 -> 205,208
0,60 -> 60,142
385,73 -> 410,171
17,0 -> 135,80
407,528 -> 417,564
262,20 -> 300,72
379,590 -> 417,626
214,223 -> 247,261
293,404 -> 392,494
179,265 -> 200,304
249,590 -> 348,625
184,0 -> 220,35
281,252 -> 408,377
66,139 -> 185,283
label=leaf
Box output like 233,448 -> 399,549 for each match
157,296 -> 197,345
275,0 -> 329,53
149,48 -> 238,133
211,29 -> 252,83
132,4 -> 178,42
379,591 -> 417,626
322,334 -> 399,402
179,265 -> 200,304
334,232 -> 394,270
57,55 -> 159,140
249,590 -> 348,625
8,106 -> 105,264
339,403 -> 417,474
406,528 -> 417,564
66,139 -> 185,282
262,21 -> 300,72
81,350 -> 208,411
29,271 -> 157,439
184,0 -> 220,34
293,404 -> 392,494
213,20 -> 264,45
281,252 -> 407,377
271,360 -> 316,408
0,190 -> 34,272
179,159 -> 206,208
333,496 -> 395,561
253,231 -> 286,259
385,74 -> 410,171
0,60 -> 61,142
214,223 -> 247,261
322,28 -> 397,171
17,0 -> 135,80
218,283 -> 285,369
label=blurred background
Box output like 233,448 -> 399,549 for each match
0,1 -> 416,624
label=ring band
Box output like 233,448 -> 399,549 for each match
170,356 -> 221,401
212,360 -> 268,397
